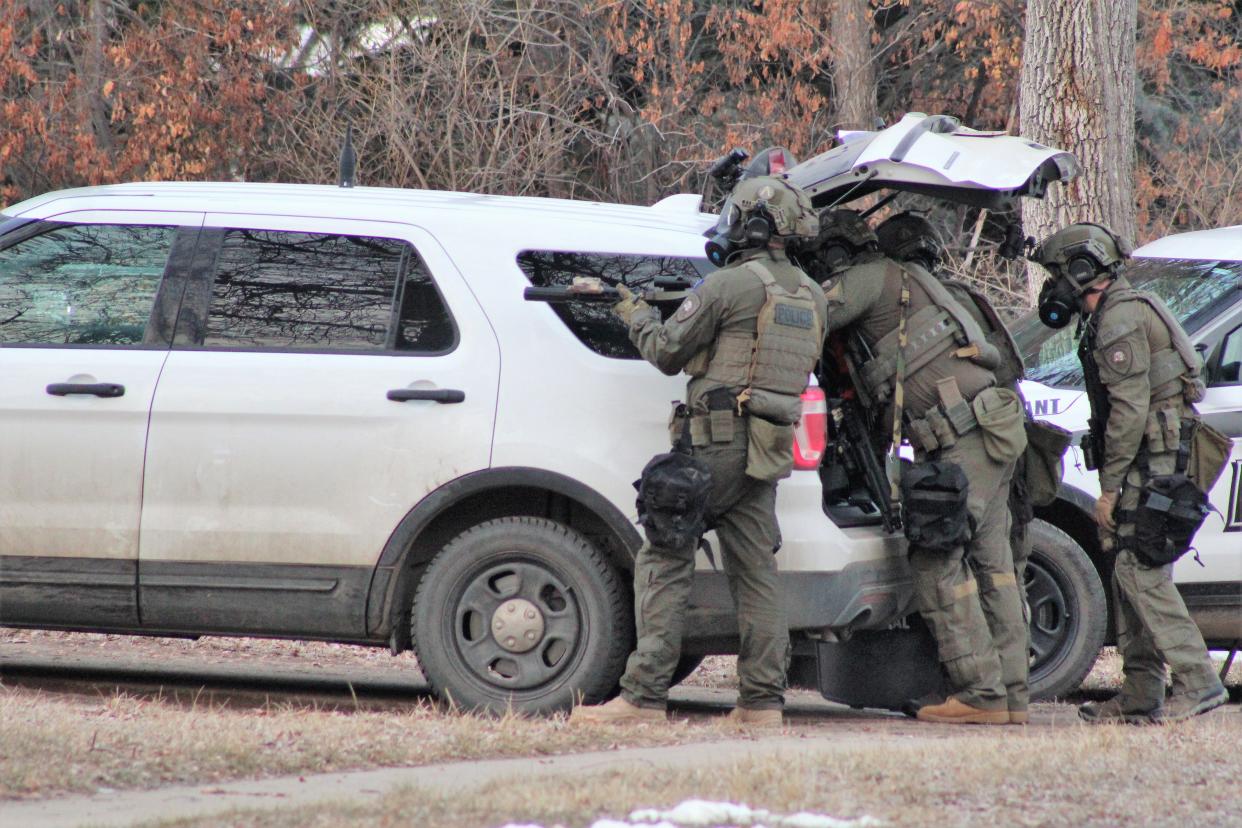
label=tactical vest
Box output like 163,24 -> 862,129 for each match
941,279 -> 1025,389
694,259 -> 823,410
1103,288 -> 1206,405
857,261 -> 1001,404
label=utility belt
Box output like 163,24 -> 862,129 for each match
670,387 -> 796,483
903,379 -> 1027,465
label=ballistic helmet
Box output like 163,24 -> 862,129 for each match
729,176 -> 819,240
876,212 -> 943,270
705,176 -> 818,266
1031,222 -> 1132,290
816,208 -> 878,250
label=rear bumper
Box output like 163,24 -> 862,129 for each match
683,555 -> 914,653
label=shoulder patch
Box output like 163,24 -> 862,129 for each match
822,278 -> 844,304
675,293 -> 701,322
1105,342 -> 1133,375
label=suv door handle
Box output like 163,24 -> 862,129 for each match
387,388 -> 465,404
46,382 -> 126,398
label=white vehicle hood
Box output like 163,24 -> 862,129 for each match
788,113 -> 1079,210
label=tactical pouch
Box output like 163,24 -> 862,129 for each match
745,416 -> 794,482
743,388 -> 803,425
1080,431 -> 1100,471
1127,473 -> 1210,568
635,451 -> 714,550
1024,419 -> 1072,507
900,460 -> 973,553
971,387 -> 1027,464
1188,419 -> 1231,492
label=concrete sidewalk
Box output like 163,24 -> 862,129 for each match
0,735 -> 870,828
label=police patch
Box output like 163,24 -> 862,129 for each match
822,278 -> 844,304
1107,342 -> 1132,373
675,293 -> 701,322
774,303 -> 814,329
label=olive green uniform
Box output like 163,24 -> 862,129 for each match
620,247 -> 827,711
939,278 -> 1033,713
1080,275 -> 1222,707
823,256 -> 1026,713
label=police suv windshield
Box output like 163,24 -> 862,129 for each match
1014,258 -> 1242,388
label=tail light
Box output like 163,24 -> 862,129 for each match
767,148 -> 788,175
792,385 -> 827,470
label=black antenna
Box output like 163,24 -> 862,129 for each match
338,125 -> 356,188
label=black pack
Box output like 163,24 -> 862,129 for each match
1122,418 -> 1213,568
635,451 -> 713,550
1127,472 -> 1210,568
900,460 -> 973,553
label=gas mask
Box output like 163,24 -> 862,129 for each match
1036,275 -> 1080,329
704,202 -> 775,267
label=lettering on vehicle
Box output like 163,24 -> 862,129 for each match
1024,398 -> 1062,417
774,303 -> 814,329
1227,459 -> 1242,532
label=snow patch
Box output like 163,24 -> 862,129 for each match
499,799 -> 880,828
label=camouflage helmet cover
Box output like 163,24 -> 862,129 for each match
813,208 -> 878,250
728,175 -> 819,240
1031,222 -> 1134,289
876,211 -> 943,267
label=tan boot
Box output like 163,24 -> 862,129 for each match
568,696 -> 665,725
725,707 -> 783,730
915,697 -> 1009,725
1009,709 -> 1030,725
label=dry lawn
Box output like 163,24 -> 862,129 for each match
0,689 -> 731,800
143,714 -> 1242,828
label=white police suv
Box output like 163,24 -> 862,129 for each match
1015,226 -> 1242,662
0,115 -> 1126,713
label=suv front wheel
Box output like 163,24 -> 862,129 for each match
412,517 -> 632,715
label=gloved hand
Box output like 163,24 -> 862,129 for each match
1094,489 -> 1118,530
612,283 -> 649,325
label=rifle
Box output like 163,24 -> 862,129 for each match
524,276 -> 695,318
821,333 -> 902,533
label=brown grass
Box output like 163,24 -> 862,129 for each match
0,687 -> 723,801
142,712 -> 1242,828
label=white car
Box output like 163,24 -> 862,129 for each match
1015,226 -> 1242,662
0,115 -> 1113,713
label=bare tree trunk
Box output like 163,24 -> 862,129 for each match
82,0 -> 113,155
832,0 -> 876,130
1020,0 -> 1137,304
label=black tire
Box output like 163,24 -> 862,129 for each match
1026,519 -> 1108,700
412,517 -> 631,715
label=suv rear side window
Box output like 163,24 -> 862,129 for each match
204,229 -> 454,353
518,250 -> 709,359
0,223 -> 174,346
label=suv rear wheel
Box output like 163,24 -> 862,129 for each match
412,516 -> 631,715
1026,520 -> 1108,700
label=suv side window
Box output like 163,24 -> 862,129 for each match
0,223 -> 174,346
1213,324 -> 1242,386
517,250 -> 709,359
203,229 -> 454,353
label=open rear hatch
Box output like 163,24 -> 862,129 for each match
787,112 -> 1079,210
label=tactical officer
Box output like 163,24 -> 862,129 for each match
569,176 -> 828,728
876,212 -> 1034,723
1032,223 -> 1229,723
817,210 -> 1028,725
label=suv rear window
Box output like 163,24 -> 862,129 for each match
203,229 -> 455,353
518,250 -> 710,358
